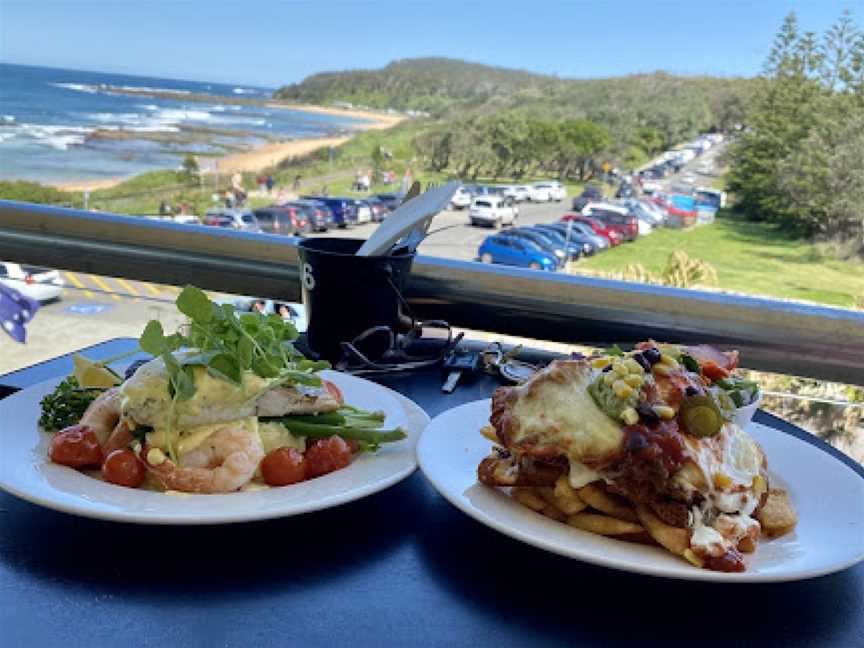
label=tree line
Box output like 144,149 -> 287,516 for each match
728,11 -> 864,248
414,113 -> 612,181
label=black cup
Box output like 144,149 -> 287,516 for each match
297,238 -> 415,363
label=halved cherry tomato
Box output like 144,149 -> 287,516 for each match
304,436 -> 351,478
701,361 -> 731,381
102,449 -> 146,488
322,379 -> 344,405
261,447 -> 306,486
50,425 -> 103,468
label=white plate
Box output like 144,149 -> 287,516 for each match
0,370 -> 428,524
417,399 -> 864,582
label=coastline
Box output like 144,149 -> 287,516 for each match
51,105 -> 405,192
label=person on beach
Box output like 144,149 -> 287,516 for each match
266,175 -> 274,193
401,167 -> 413,194
257,175 -> 266,194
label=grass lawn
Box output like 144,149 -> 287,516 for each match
577,213 -> 864,308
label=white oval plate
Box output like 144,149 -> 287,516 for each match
417,399 -> 864,582
0,370 -> 428,524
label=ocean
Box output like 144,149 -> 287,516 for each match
0,63 -> 368,184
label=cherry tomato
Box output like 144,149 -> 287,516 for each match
304,436 -> 352,479
49,425 -> 103,468
261,447 -> 306,486
102,449 -> 146,488
701,361 -> 731,381
322,380 -> 344,405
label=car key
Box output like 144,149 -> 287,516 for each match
442,348 -> 480,393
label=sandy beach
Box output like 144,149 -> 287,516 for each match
53,104 -> 405,192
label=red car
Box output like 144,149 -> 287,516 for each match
560,214 -> 622,246
253,206 -> 310,235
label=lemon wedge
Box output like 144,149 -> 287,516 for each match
73,354 -> 122,388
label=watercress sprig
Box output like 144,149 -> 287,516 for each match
137,286 -> 329,402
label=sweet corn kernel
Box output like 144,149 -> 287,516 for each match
591,356 -> 612,369
147,448 -> 166,466
752,475 -> 767,493
620,407 -> 639,425
683,549 -> 704,568
613,380 -> 634,399
612,362 -> 629,377
623,358 -> 644,375
660,353 -> 679,368
714,472 -> 733,489
653,405 -> 676,419
623,374 -> 643,388
653,363 -> 672,376
603,371 -> 617,386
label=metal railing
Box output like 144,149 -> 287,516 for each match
2,199 -> 863,384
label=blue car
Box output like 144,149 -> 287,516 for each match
535,223 -> 601,254
301,196 -> 357,228
478,234 -> 557,271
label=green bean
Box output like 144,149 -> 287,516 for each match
272,419 -> 406,444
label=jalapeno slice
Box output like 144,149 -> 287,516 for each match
680,394 -> 723,438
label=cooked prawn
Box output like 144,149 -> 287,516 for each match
80,388 -> 122,445
142,423 -> 264,493
103,420 -> 134,456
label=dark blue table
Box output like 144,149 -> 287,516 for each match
1,339 -> 862,648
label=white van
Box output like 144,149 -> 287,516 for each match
469,195 -> 517,227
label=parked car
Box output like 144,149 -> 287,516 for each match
535,223 -> 604,253
587,210 -> 639,241
253,206 -> 309,235
528,183 -> 552,202
352,199 -> 373,224
301,196 -> 357,228
560,213 -> 622,246
500,185 -> 532,202
469,195 -> 517,228
0,262 -> 64,302
361,197 -> 389,223
571,183 -> 604,211
528,226 -> 596,257
374,192 -> 405,211
694,187 -> 727,208
535,181 -> 566,202
448,186 -> 472,210
477,235 -> 557,271
203,208 -> 261,232
288,199 -> 333,232
498,228 -> 570,266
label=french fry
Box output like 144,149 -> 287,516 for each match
511,488 -> 546,512
553,476 -> 587,515
541,503 -> 567,522
636,505 -> 690,556
578,483 -> 638,522
757,489 -> 798,537
566,513 -> 643,536
738,536 -> 757,553
480,425 -> 498,443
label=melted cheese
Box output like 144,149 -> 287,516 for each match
508,362 -> 623,466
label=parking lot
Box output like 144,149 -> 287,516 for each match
4,138 -> 723,374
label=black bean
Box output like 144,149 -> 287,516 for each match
637,402 -> 660,424
634,353 -> 651,371
602,364 -> 613,372
642,348 -> 662,365
685,385 -> 700,397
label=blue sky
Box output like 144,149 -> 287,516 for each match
0,1 -> 858,88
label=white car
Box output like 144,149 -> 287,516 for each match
543,181 -> 567,202
0,262 -> 64,302
681,173 -> 697,185
469,195 -> 517,228
449,187 -> 472,210
499,185 -> 531,202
